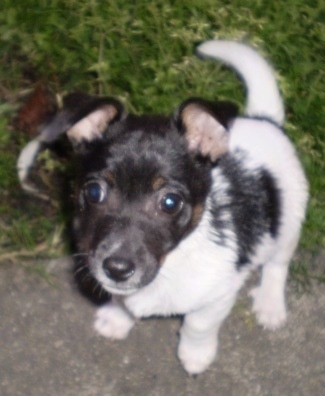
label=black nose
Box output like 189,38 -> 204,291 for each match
102,257 -> 135,282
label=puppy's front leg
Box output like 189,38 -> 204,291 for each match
95,286 -> 166,340
124,283 -> 167,318
94,298 -> 135,340
178,299 -> 235,375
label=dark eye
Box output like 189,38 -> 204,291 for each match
160,193 -> 183,215
84,181 -> 107,204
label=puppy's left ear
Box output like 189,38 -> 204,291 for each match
40,92 -> 125,150
174,98 -> 238,162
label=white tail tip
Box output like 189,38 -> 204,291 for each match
197,40 -> 285,126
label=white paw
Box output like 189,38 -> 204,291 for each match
94,303 -> 135,340
250,287 -> 287,330
178,338 -> 217,375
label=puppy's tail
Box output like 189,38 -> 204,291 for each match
197,40 -> 285,126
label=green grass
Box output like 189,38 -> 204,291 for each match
0,0 -> 324,279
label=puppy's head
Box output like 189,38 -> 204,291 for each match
46,93 -> 237,294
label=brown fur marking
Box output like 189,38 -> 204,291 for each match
152,176 -> 166,191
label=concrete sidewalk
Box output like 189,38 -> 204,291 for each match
1,255 -> 324,396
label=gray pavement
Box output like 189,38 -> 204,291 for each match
1,255 -> 324,396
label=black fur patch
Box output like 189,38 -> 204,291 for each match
209,152 -> 281,267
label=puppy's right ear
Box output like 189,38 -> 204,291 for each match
174,98 -> 238,162
40,92 -> 125,150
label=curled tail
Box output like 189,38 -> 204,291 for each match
197,40 -> 285,126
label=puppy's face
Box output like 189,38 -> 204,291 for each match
49,93 -> 237,294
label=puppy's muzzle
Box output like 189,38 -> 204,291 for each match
90,221 -> 164,292
102,256 -> 135,282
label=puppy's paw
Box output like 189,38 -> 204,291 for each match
178,338 -> 217,375
94,303 -> 135,340
250,287 -> 287,330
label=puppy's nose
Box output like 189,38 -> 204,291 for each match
102,257 -> 135,282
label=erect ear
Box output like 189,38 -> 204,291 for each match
174,98 -> 238,162
39,92 -> 125,150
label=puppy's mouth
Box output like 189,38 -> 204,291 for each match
97,283 -> 139,296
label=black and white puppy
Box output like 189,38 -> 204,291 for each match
32,41 -> 309,374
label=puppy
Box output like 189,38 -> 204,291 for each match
35,40 -> 309,374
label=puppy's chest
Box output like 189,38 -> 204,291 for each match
124,229 -> 240,316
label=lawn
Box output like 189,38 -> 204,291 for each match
0,0 -> 323,282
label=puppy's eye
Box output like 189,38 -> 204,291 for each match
84,181 -> 107,204
160,193 -> 183,215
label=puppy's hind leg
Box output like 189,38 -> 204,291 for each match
250,240 -> 299,330
94,298 -> 135,340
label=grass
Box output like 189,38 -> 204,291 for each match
0,0 -> 324,281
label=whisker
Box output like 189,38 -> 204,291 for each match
73,265 -> 87,276
92,282 -> 100,295
72,252 -> 89,258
